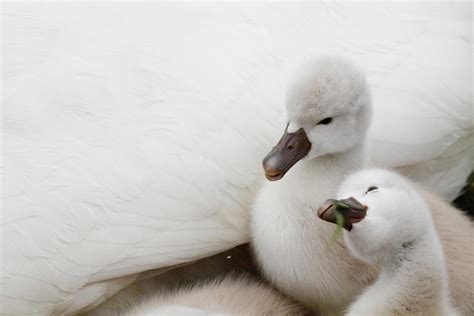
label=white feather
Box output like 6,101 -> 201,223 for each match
339,170 -> 461,316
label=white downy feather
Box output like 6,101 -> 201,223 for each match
339,169 -> 460,316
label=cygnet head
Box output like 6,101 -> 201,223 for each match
318,169 -> 432,264
263,57 -> 372,181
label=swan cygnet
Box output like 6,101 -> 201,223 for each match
124,274 -> 310,315
251,56 -> 473,315
252,56 -> 375,315
318,169 -> 460,316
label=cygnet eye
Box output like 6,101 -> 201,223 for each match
317,117 -> 332,125
366,186 -> 379,194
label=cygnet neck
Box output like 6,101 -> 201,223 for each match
378,232 -> 447,300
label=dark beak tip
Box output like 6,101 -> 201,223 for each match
316,199 -> 337,218
316,198 -> 368,230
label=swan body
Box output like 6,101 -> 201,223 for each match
251,58 -> 473,315
124,275 -> 307,316
3,3 -> 472,314
320,169 -> 459,316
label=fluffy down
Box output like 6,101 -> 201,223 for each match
124,275 -> 308,315
334,169 -> 462,316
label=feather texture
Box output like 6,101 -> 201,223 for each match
2,3 -> 472,315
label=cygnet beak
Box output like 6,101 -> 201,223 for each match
317,197 -> 368,231
262,124 -> 312,181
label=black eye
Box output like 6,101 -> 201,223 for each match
317,117 -> 332,125
366,186 -> 379,193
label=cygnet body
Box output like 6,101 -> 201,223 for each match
251,57 -> 473,315
125,275 -> 309,315
318,169 -> 459,316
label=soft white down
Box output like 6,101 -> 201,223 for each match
251,57 -> 472,315
335,169 -> 459,316
124,275 -> 307,315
